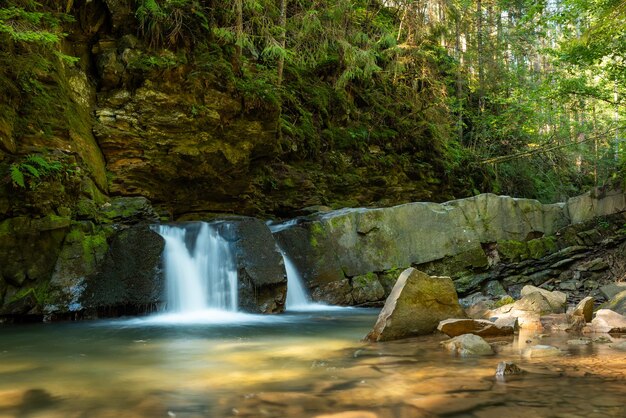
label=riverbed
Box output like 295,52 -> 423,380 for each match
1,308 -> 625,417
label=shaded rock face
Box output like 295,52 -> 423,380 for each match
219,218 -> 287,314
573,296 -> 595,322
82,226 -> 165,316
365,268 -> 466,342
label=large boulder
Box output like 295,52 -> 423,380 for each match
441,334 -> 494,356
81,226 -> 165,316
437,318 -> 514,337
221,218 -> 287,314
365,268 -> 466,342
567,186 -> 626,224
585,309 -> 626,334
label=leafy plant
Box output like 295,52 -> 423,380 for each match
9,154 -> 67,189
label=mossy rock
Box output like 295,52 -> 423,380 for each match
498,240 -> 529,262
100,197 -> 158,224
351,272 -> 385,304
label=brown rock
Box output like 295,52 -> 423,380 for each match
437,318 -> 513,337
495,361 -> 525,379
573,296 -> 595,322
540,314 -> 585,332
585,309 -> 626,334
365,268 -> 466,342
520,285 -> 567,313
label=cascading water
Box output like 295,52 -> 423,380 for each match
156,223 -> 238,314
269,219 -> 331,311
280,250 -> 312,310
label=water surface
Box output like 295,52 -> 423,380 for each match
1,309 -> 625,417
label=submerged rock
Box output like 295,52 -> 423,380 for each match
495,361 -> 525,378
523,345 -> 562,358
437,318 -> 513,337
441,334 -> 494,356
365,268 -> 466,342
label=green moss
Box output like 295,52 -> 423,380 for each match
527,238 -> 546,259
309,222 -> 324,248
494,295 -> 515,307
498,240 -> 529,262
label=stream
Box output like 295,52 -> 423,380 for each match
1,308 -> 625,418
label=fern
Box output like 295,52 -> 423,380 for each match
10,164 -> 25,188
21,163 -> 41,178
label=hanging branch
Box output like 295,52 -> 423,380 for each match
479,126 -> 625,165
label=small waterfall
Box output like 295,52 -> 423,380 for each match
156,223 -> 238,313
280,250 -> 312,309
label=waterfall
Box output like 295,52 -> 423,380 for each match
280,250 -> 311,310
156,223 -> 238,313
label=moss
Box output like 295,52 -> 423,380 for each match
494,295 -> 515,307
309,222 -> 325,248
527,238 -> 546,259
498,240 -> 529,262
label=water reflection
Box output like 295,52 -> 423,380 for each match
0,309 -> 625,417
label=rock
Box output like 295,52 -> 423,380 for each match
351,273 -> 385,304
277,194 -> 568,291
601,290 -> 626,315
520,285 -> 567,313
99,197 -> 159,225
437,318 -> 513,337
611,341 -> 626,350
314,412 -> 378,418
585,309 -> 626,334
599,282 -> 626,300
495,361 -> 525,378
365,268 -> 466,342
441,334 -> 494,356
223,218 -> 287,314
494,316 -> 518,330
311,279 -> 354,305
539,314 -> 585,332
82,226 -> 165,315
567,185 -> 626,224
573,296 -> 595,322
484,280 -> 507,297
523,345 -> 562,358
567,338 -> 592,345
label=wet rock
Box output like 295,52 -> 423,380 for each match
611,341 -> 626,351
567,338 -> 592,345
437,318 -> 513,337
82,226 -> 165,315
601,290 -> 626,315
573,296 -> 595,322
227,218 -> 288,314
495,361 -> 525,378
441,334 -> 494,356
585,309 -> 626,334
523,345 -> 562,358
365,268 -> 466,342
539,314 -> 585,332
520,285 -> 567,313
314,412 -> 378,418
311,279 -> 354,305
99,197 -> 159,225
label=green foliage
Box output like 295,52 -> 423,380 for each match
135,0 -> 210,48
9,154 -> 69,189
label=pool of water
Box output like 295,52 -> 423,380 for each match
0,308 -> 625,417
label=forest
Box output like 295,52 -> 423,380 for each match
1,0 -> 625,210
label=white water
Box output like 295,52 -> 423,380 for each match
156,223 -> 238,315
